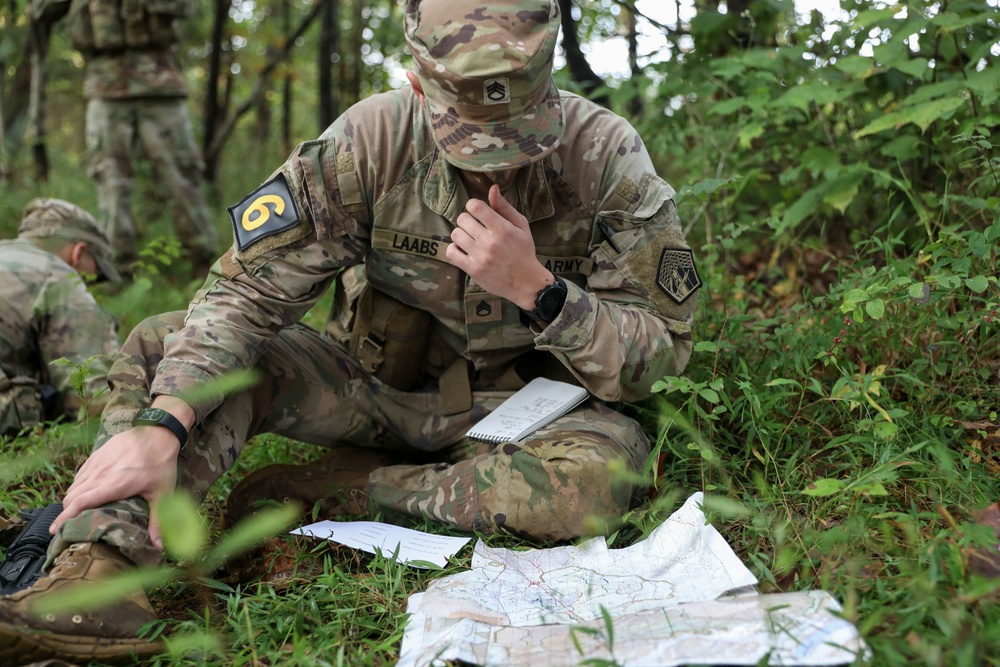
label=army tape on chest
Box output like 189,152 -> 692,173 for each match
372,230 -> 594,277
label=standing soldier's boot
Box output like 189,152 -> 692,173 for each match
0,542 -> 163,664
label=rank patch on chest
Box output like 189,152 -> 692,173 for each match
228,174 -> 302,251
656,248 -> 702,305
466,293 -> 502,323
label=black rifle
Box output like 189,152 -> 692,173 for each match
0,502 -> 63,595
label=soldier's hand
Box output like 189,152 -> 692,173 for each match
447,184 -> 554,310
50,426 -> 181,550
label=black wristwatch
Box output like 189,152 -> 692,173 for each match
521,276 -> 568,324
132,407 -> 188,451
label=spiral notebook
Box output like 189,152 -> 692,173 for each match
465,377 -> 589,444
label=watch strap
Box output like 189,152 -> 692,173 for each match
131,407 -> 188,451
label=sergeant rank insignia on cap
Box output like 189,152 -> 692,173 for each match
656,248 -> 701,305
484,79 -> 510,105
228,173 -> 302,251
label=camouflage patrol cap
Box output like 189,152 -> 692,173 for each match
18,198 -> 122,283
404,0 -> 564,172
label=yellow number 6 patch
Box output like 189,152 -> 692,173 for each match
242,194 -> 285,231
227,173 -> 302,252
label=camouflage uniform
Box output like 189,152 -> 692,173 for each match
52,0 -> 701,566
0,200 -> 120,437
33,0 -> 217,268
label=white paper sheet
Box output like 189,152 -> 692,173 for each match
291,520 -> 470,569
397,493 -> 870,666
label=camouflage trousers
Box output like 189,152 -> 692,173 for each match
85,98 -> 218,266
52,311 -> 650,567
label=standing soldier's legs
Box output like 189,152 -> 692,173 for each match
137,99 -> 218,270
86,99 -> 138,266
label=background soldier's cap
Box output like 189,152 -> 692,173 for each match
18,197 -> 122,283
404,0 -> 564,172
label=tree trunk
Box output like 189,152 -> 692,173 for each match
557,0 -> 610,108
318,0 -> 340,132
281,0 -> 293,156
334,0 -> 369,107
0,113 -> 5,187
0,41 -> 8,185
203,0 -> 228,181
254,86 -> 271,141
1,39 -> 34,179
349,0 -> 363,104
206,1 -> 323,166
728,0 -> 755,50
625,8 -> 643,118
692,0 -> 779,55
27,16 -> 51,183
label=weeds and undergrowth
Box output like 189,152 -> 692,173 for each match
2,208 -> 996,666
2,0 -> 1000,665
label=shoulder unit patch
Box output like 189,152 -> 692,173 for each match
656,247 -> 702,305
227,173 -> 302,251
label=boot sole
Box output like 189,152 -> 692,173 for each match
234,449 -> 390,490
226,465 -> 364,523
0,620 -> 163,665
226,449 -> 389,523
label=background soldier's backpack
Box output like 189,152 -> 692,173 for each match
0,370 -> 44,438
64,0 -> 194,53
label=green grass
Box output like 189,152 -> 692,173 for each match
2,222 -> 997,665
2,98 -> 999,667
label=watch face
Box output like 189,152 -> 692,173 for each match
538,290 -> 562,318
136,408 -> 162,421
131,406 -> 188,450
536,278 -> 568,321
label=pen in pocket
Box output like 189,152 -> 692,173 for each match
598,220 -> 621,253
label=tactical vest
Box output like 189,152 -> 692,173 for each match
67,0 -> 193,53
327,152 -> 596,406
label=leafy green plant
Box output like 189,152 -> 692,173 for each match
49,353 -> 107,425
133,235 -> 183,278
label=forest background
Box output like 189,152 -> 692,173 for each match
1,0 -> 999,665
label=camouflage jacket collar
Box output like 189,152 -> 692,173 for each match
420,148 -> 555,224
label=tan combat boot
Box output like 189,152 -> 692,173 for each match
0,542 -> 163,665
226,445 -> 391,525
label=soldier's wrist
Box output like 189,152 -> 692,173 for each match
513,269 -> 557,311
132,408 -> 189,451
150,395 -> 196,430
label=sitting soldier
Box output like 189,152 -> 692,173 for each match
0,0 -> 700,662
